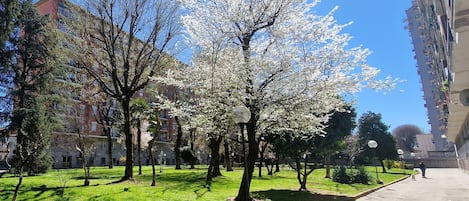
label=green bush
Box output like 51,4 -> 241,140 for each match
351,166 -> 372,184
383,160 -> 393,170
333,166 -> 372,184
404,164 -> 414,169
332,166 -> 352,184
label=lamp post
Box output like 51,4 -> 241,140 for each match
410,152 -> 415,167
197,151 -> 201,170
368,140 -> 382,184
231,152 -> 235,168
159,150 -> 165,173
397,149 -> 404,174
410,152 -> 416,180
233,105 -> 251,200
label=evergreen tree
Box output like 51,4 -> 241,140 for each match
314,105 -> 357,178
0,0 -> 19,128
356,111 -> 398,173
4,1 -> 63,200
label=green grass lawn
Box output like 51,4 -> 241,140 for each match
0,165 -> 411,201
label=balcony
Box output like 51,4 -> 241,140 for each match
447,0 -> 469,141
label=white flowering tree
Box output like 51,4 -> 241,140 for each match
181,0 -> 396,200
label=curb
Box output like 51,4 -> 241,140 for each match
353,175 -> 411,199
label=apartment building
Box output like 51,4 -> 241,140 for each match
406,0 -> 453,151
31,0 -> 178,168
448,0 -> 469,171
407,0 -> 469,170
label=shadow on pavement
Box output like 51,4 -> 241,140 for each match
252,189 -> 355,201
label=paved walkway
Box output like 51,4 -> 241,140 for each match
357,168 -> 469,201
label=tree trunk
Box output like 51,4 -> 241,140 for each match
149,140 -> 156,186
275,157 -> 280,173
207,135 -> 223,179
190,128 -> 196,151
293,158 -> 305,190
12,167 -> 23,201
258,142 -> 267,177
12,136 -> 24,201
84,166 -> 90,186
301,158 -> 308,191
137,120 -> 142,175
122,99 -> 134,181
106,127 -> 113,169
266,159 -> 274,176
380,158 -> 387,173
82,160 -> 88,186
175,116 -> 183,170
224,139 -> 233,171
235,120 -> 258,201
325,154 -> 331,178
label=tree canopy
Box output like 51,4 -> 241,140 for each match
392,124 -> 422,152
1,1 -> 63,200
181,1 -> 396,200
356,111 -> 397,172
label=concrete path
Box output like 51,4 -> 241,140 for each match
357,168 -> 469,201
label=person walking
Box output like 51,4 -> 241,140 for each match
419,161 -> 426,178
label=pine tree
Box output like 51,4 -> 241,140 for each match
357,111 -> 398,173
5,1 -> 63,200
0,0 -> 20,128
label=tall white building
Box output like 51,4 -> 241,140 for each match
406,0 -> 453,151
407,0 -> 469,171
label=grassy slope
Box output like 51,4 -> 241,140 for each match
0,165 -> 409,201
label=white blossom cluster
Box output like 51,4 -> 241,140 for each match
155,0 -> 396,138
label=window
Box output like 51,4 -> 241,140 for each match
80,104 -> 86,115
92,106 -> 97,116
62,156 -> 72,168
101,157 -> 106,165
88,157 -> 94,166
91,121 -> 97,132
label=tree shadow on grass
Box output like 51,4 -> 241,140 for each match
103,171 -> 212,199
254,175 -> 289,181
27,183 -> 101,201
251,189 -> 355,201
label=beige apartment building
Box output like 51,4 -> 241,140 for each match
32,0 -> 178,168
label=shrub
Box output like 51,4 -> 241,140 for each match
404,164 -> 414,169
332,166 -> 352,184
333,166 -> 372,184
119,156 -> 126,164
180,147 -> 197,166
351,166 -> 372,184
383,160 -> 393,170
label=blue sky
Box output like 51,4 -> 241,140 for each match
63,0 -> 429,133
314,0 -> 430,133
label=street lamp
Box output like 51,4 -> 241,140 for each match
231,152 -> 235,168
197,151 -> 201,170
159,150 -> 166,173
367,140 -> 382,184
233,105 -> 251,200
410,152 -> 416,180
397,149 -> 404,174
410,152 -> 416,167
